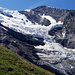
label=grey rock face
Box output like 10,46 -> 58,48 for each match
62,11 -> 75,49
0,23 -> 43,62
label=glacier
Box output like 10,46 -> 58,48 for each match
0,7 -> 75,66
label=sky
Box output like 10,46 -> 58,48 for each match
0,0 -> 74,10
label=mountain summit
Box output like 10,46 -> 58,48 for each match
0,6 -> 75,75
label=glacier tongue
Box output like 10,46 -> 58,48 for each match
0,7 -> 75,64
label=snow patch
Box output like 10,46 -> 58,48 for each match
41,14 -> 63,25
0,26 -> 8,31
25,9 -> 31,12
64,47 -> 75,51
71,66 -> 73,69
42,14 -> 56,24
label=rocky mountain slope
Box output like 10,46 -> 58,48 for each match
0,45 -> 55,75
19,6 -> 75,49
0,6 -> 75,75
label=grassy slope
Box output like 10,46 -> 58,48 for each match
0,45 -> 55,75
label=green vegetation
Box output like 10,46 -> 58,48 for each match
0,45 -> 55,75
